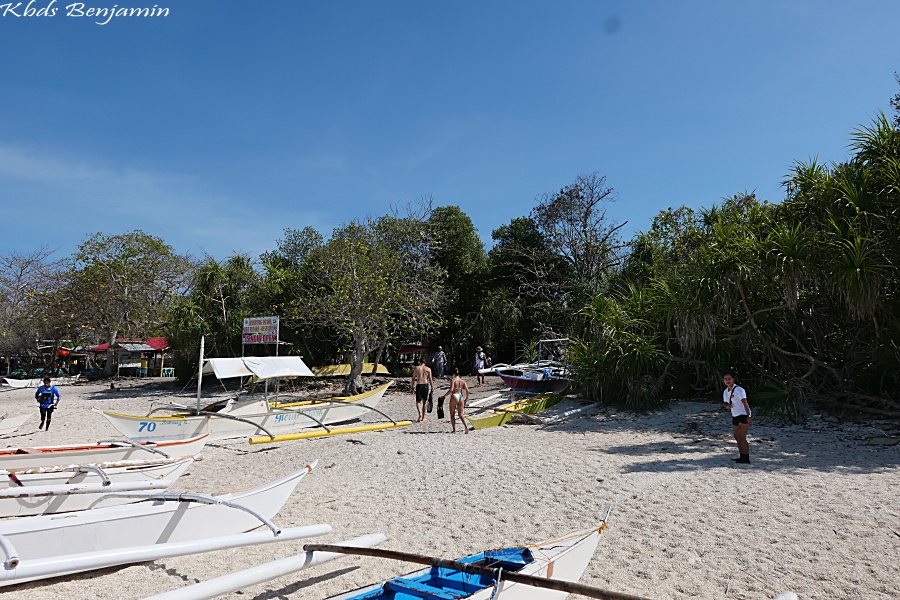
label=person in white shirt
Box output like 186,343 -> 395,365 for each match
723,369 -> 751,464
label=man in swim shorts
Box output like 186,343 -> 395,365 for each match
411,358 -> 434,422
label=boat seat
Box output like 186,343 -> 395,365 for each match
483,547 -> 532,570
383,578 -> 471,599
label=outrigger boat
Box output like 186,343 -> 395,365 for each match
0,457 -> 194,517
488,338 -> 572,395
0,374 -> 80,389
0,414 -> 30,437
317,516 -> 610,600
0,463 -> 319,586
100,355 -> 394,442
467,393 -> 565,430
0,433 -> 208,471
493,363 -> 571,394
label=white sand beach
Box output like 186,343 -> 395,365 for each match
0,377 -> 897,599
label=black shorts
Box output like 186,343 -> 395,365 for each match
415,384 -> 430,403
732,415 -> 749,426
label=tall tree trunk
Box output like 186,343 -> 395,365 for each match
344,333 -> 367,395
370,339 -> 388,375
103,329 -> 118,377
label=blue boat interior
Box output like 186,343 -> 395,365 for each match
346,546 -> 535,599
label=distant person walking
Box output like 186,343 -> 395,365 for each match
432,346 -> 447,379
723,369 -> 751,464
35,377 -> 60,431
474,346 -> 486,387
411,358 -> 434,423
441,368 -> 471,434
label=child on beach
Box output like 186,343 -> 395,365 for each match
35,377 -> 61,431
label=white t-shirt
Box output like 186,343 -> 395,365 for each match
724,385 -> 750,417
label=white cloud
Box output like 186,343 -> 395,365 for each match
0,141 -> 326,259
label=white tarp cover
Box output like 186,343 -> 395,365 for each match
202,356 -> 314,380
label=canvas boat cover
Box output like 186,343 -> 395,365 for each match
202,356 -> 314,380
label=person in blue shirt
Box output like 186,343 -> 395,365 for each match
35,377 -> 61,431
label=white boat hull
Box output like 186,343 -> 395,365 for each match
0,375 -> 80,389
0,434 -> 209,471
0,458 -> 194,517
101,382 -> 393,442
0,415 -> 30,437
0,463 -> 316,585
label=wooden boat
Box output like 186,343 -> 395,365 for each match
313,363 -> 391,376
468,394 -> 564,430
0,462 -> 318,586
0,414 -> 30,437
490,338 -> 572,395
100,381 -> 394,442
0,375 -> 80,389
142,534 -> 388,600
0,433 -> 208,471
0,457 -> 194,517
322,523 -> 605,600
492,361 -> 571,395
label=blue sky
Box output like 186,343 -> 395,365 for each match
2,1 -> 898,261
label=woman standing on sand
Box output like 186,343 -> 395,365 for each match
442,368 -> 471,434
723,369 -> 751,464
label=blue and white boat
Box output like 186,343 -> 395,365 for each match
326,524 -> 604,600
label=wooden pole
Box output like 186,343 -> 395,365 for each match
301,543 -> 651,600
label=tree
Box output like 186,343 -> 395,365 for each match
167,254 -> 262,383
484,217 -> 567,359
275,213 -> 445,394
577,108 -> 900,417
531,172 -> 626,297
891,72 -> 900,127
69,231 -> 191,375
427,206 -> 487,369
0,247 -> 61,362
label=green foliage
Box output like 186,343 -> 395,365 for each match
585,114 -> 900,415
166,254 -> 262,384
67,231 -> 191,374
266,213 -> 445,393
427,206 -> 487,368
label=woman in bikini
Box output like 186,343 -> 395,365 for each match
443,368 -> 471,434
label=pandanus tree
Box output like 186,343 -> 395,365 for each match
580,112 -> 899,416
167,254 -> 262,384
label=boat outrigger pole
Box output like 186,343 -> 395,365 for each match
196,335 -> 205,413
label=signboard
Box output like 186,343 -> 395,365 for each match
242,316 -> 279,345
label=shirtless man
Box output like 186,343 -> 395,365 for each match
411,358 -> 434,422
442,367 -> 471,434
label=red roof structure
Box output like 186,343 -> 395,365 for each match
88,338 -> 169,352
